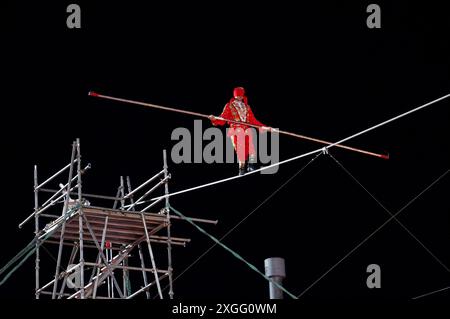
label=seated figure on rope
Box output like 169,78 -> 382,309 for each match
209,87 -> 270,175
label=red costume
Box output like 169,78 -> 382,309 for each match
211,87 -> 266,166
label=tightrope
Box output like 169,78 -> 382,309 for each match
150,93 -> 450,201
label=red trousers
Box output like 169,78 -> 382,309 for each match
229,128 -> 256,163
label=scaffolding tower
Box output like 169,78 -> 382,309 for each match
19,139 -> 217,299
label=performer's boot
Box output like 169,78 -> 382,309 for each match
247,154 -> 258,172
238,162 -> 246,175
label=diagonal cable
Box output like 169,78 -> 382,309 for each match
328,152 -> 450,273
412,285 -> 450,300
296,168 -> 449,298
169,205 -> 298,299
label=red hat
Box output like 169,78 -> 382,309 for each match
233,87 -> 245,98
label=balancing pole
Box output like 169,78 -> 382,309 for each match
88,91 -> 389,160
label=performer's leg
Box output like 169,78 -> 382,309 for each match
231,134 -> 246,175
246,129 -> 258,172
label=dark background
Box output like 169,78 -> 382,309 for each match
1,0 -> 449,304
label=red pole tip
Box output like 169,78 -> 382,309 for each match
88,91 -> 99,97
380,153 -> 390,160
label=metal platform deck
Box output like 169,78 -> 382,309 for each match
48,206 -> 191,247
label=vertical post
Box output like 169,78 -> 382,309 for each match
76,138 -> 85,299
93,216 -> 109,299
82,215 -> 124,298
122,254 -> 129,297
58,244 -> 79,299
112,186 -> 121,210
127,176 -> 150,300
264,257 -> 286,299
141,214 -> 163,299
163,149 -> 174,299
52,142 -> 77,299
110,248 -> 114,298
106,247 -> 111,298
119,176 -> 126,298
120,176 -> 125,210
34,165 -> 40,299
137,243 -> 151,299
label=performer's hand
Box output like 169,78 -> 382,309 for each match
208,115 -> 219,126
261,126 -> 271,131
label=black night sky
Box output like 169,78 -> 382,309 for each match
1,0 -> 449,306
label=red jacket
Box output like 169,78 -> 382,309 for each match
211,98 -> 265,136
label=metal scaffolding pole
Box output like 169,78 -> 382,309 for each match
125,177 -> 169,210
82,214 -> 124,298
119,176 -> 128,297
35,160 -> 77,191
137,243 -> 150,299
106,247 -> 111,298
126,273 -> 169,299
93,216 -> 109,299
34,165 -> 40,299
18,140 -> 216,300
52,141 -> 77,299
109,248 -> 114,298
122,254 -> 130,297
123,170 -> 165,199
68,236 -> 145,299
84,262 -> 168,273
37,263 -> 81,294
141,213 -> 164,299
141,197 -> 164,212
58,244 -> 79,299
108,178 -> 123,298
76,138 -> 85,299
112,185 -> 122,210
120,176 -> 126,210
163,150 -> 174,299
39,164 -> 88,208
20,185 -> 77,228
127,176 -> 150,299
